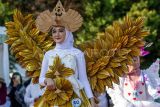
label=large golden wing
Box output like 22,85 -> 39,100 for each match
79,16 -> 149,93
5,9 -> 54,83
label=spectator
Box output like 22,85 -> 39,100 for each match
24,82 -> 44,107
107,57 -> 160,107
8,72 -> 26,107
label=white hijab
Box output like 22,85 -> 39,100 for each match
54,29 -> 74,50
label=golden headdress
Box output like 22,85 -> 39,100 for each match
36,0 -> 83,33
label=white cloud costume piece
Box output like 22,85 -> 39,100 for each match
39,30 -> 94,106
107,59 -> 160,107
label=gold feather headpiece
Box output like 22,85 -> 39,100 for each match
36,0 -> 83,33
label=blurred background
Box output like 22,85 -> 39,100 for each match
0,0 -> 160,79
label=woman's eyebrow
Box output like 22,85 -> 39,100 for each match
58,28 -> 65,30
52,29 -> 56,32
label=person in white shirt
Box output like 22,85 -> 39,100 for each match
24,83 -> 44,107
107,57 -> 160,107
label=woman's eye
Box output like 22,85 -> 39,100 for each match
133,59 -> 137,61
52,31 -> 56,33
59,30 -> 64,32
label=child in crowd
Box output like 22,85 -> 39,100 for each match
107,57 -> 160,107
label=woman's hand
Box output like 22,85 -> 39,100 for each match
44,78 -> 55,90
90,97 -> 99,107
34,97 -> 40,102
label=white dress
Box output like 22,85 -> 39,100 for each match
39,48 -> 93,100
107,59 -> 160,107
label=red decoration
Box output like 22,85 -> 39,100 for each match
128,93 -> 131,96
125,83 -> 128,86
139,91 -> 143,94
133,98 -> 137,100
141,82 -> 145,85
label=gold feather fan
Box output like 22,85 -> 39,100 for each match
34,78 -> 75,107
37,77 -> 74,107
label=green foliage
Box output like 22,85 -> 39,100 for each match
76,0 -> 135,44
0,0 -> 13,25
127,0 -> 160,68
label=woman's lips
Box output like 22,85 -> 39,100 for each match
55,38 -> 61,40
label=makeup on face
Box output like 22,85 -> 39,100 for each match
52,26 -> 66,43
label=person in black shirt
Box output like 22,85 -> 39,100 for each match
8,72 -> 26,107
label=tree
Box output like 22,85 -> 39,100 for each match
0,0 -> 13,25
127,0 -> 160,68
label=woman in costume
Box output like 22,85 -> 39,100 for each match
36,1 -> 97,107
107,56 -> 160,107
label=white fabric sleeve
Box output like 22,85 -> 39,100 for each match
107,82 -> 134,107
133,101 -> 160,107
145,76 -> 160,99
76,52 -> 94,98
24,84 -> 34,105
39,52 -> 49,86
146,58 -> 159,73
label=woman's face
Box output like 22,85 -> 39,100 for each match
127,56 -> 140,74
52,26 -> 66,43
12,75 -> 21,85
